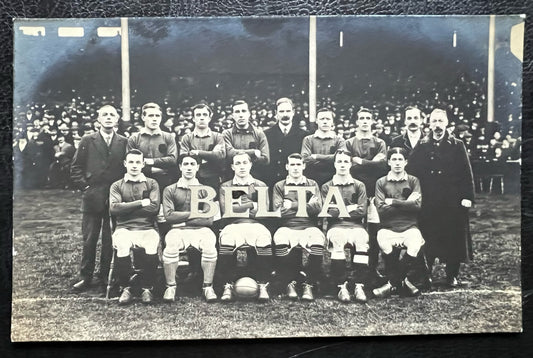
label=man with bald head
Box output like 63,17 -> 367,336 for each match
408,108 -> 474,287
71,104 -> 128,292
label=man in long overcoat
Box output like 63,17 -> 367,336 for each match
70,105 -> 128,291
407,108 -> 474,286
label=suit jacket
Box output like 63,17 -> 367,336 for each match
70,132 -> 128,213
263,123 -> 308,186
390,132 -> 422,156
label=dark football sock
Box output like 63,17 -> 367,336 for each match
398,253 -> 417,283
307,245 -> 324,285
216,247 -> 236,286
330,259 -> 346,286
255,246 -> 273,283
116,256 -> 132,288
445,260 -> 461,279
141,254 -> 159,290
382,250 -> 401,287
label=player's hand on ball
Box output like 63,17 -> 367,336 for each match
141,198 -> 151,207
461,199 -> 472,208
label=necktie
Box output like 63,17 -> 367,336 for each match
283,128 -> 288,136
105,136 -> 111,147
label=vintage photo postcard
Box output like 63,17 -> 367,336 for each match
12,15 -> 523,341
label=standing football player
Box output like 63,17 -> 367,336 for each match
223,100 -> 269,180
109,149 -> 160,305
373,147 -> 424,298
217,151 -> 273,302
322,150 -> 369,303
180,103 -> 226,192
301,108 -> 345,186
272,153 -> 324,301
161,154 -> 218,302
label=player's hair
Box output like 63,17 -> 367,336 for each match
126,149 -> 144,159
232,100 -> 249,111
357,107 -> 373,118
333,149 -> 352,162
316,107 -> 335,120
387,147 -> 409,160
192,102 -> 213,117
287,153 -> 303,162
142,102 -> 162,116
232,150 -> 252,163
179,153 -> 200,165
276,97 -> 294,109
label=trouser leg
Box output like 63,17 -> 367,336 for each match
80,212 -> 101,281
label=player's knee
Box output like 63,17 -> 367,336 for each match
354,233 -> 370,253
144,230 -> 160,255
255,234 -> 273,248
113,230 -> 132,257
377,233 -> 393,255
273,230 -> 290,247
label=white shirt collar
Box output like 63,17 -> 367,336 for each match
313,130 -> 336,139
332,174 -> 356,186
176,177 -> 201,189
355,130 -> 374,140
140,127 -> 162,136
285,175 -> 307,185
124,173 -> 147,183
232,175 -> 256,186
193,128 -> 212,138
100,129 -> 114,141
279,122 -> 292,134
386,171 -> 408,182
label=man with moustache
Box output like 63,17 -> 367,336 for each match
390,106 -> 425,155
263,98 -> 308,187
222,100 -> 270,180
71,105 -> 128,292
408,108 -> 474,287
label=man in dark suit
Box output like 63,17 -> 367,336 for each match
390,106 -> 424,155
263,97 -> 308,187
408,108 -> 475,287
70,105 -> 128,292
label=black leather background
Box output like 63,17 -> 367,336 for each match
1,1 -> 532,357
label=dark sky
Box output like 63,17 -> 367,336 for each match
13,16 -> 523,105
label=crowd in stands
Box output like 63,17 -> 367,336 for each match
13,71 -> 521,191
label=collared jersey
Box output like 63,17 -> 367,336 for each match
219,177 -> 268,224
273,177 -> 322,229
180,130 -> 225,180
321,177 -> 367,229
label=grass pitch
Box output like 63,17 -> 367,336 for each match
11,190 -> 522,341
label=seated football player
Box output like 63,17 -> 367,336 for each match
373,147 -> 424,298
272,153 -> 324,301
109,149 -> 161,305
322,150 -> 369,303
301,108 -> 345,186
161,153 -> 218,303
217,151 -> 273,302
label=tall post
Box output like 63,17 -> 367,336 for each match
121,18 -> 131,123
487,15 -> 495,123
309,16 -> 317,123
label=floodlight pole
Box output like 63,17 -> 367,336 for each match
487,15 -> 495,123
309,16 -> 317,123
121,18 -> 131,123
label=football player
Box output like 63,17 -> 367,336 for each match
373,147 -> 424,298
217,151 -> 273,302
180,103 -> 226,192
272,153 -> 324,301
322,150 -> 369,303
109,149 -> 160,305
161,153 -> 218,302
301,108 -> 345,186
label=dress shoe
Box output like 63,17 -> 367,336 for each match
72,279 -> 91,292
402,277 -> 421,297
119,287 -> 133,305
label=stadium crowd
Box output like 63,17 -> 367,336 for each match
13,71 -> 521,191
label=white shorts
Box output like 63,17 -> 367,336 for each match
162,227 -> 217,264
327,226 -> 369,261
112,228 -> 160,257
377,227 -> 425,257
219,222 -> 272,250
273,227 -> 325,252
